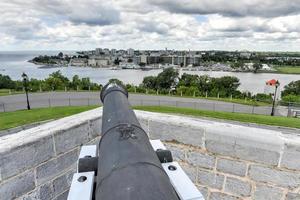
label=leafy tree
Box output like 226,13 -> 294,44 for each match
114,58 -> 121,65
142,76 -> 157,89
45,71 -> 69,90
282,80 -> 300,96
0,74 -> 16,89
58,52 -> 64,58
156,68 -> 179,89
178,73 -> 199,87
253,63 -> 262,73
72,75 -> 81,90
108,78 -> 124,87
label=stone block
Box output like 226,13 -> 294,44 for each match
281,143 -> 300,171
36,149 -> 78,185
186,151 -> 215,169
164,144 -> 186,161
54,122 -> 89,155
88,118 -> 101,139
224,177 -> 251,197
0,135 -> 55,180
286,192 -> 300,200
253,184 -> 284,200
196,186 -> 208,199
235,144 -> 279,166
210,192 -> 240,200
249,165 -> 300,188
20,182 -> 53,200
216,158 -> 247,177
0,170 -> 35,199
197,169 -> 224,190
181,163 -> 197,183
149,120 -> 204,147
53,168 -> 75,196
205,128 -> 281,166
53,190 -> 69,200
205,139 -> 279,166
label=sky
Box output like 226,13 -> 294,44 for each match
0,0 -> 300,51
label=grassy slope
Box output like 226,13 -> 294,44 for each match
274,66 -> 300,74
0,106 -> 98,131
134,106 -> 300,129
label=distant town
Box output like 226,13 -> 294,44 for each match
29,48 -> 300,74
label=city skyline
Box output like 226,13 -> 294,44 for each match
1,0 -> 300,51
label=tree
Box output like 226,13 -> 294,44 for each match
156,68 -> 179,89
108,78 -> 124,87
282,80 -> 300,96
253,63 -> 262,73
114,58 -> 121,65
45,71 -> 69,90
142,76 -> 157,89
178,73 -> 199,87
0,74 -> 16,89
58,52 -> 64,58
72,75 -> 81,90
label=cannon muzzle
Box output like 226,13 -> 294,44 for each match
96,82 -> 179,200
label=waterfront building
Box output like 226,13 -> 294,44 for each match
70,58 -> 87,66
127,48 -> 134,56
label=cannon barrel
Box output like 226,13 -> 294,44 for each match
96,83 -> 179,200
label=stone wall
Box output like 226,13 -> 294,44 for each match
137,110 -> 300,200
1,107 -> 300,200
0,109 -> 102,200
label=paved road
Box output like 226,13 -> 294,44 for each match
0,92 -> 283,116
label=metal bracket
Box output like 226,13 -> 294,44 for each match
68,140 -> 204,200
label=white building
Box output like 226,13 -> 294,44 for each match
127,48 -> 134,56
88,58 -> 110,67
70,58 -> 87,66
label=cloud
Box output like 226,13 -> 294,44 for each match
0,0 -> 300,51
149,0 -> 300,18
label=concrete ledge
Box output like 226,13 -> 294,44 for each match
1,108 -> 300,200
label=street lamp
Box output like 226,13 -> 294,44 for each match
22,72 -> 31,110
270,80 -> 280,116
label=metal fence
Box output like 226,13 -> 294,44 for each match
0,97 -> 289,117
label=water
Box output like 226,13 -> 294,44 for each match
0,51 -> 300,94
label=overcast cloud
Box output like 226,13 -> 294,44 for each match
0,0 -> 299,51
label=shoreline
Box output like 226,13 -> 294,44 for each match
27,60 -> 300,75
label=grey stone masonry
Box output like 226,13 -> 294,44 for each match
286,192 -> 300,200
1,108 -> 300,200
248,164 -> 300,188
186,151 -> 216,169
224,177 -> 252,197
197,169 -> 225,190
0,170 -> 35,200
216,158 -> 247,177
0,108 -> 102,200
280,142 -> 300,171
0,135 -> 55,180
253,184 -> 284,200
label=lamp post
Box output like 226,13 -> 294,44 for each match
270,80 -> 280,116
22,72 -> 31,110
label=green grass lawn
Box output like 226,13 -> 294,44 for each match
134,106 -> 300,129
274,66 -> 300,74
0,89 -> 24,96
0,106 -> 98,131
131,93 -> 269,106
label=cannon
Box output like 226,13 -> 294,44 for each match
68,82 -> 203,200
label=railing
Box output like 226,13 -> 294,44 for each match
0,97 -> 289,117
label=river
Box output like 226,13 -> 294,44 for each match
0,51 -> 299,94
